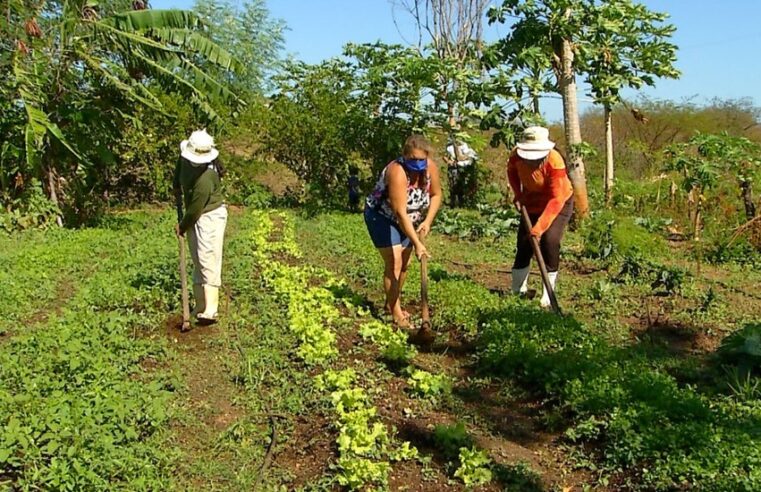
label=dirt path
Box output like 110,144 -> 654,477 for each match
164,209 -> 329,491
165,314 -> 250,490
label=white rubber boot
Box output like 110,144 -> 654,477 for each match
540,272 -> 559,308
191,284 -> 205,316
197,285 -> 219,325
511,266 -> 530,294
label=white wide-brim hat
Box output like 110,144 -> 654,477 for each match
181,129 -> 219,165
516,126 -> 555,160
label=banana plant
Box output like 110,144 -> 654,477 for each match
6,0 -> 243,220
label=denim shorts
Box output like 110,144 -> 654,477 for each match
364,206 -> 411,248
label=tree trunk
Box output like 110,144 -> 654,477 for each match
532,91 -> 540,115
693,192 -> 702,241
447,101 -> 467,165
741,181 -> 756,220
46,165 -> 63,227
558,38 -> 589,218
604,105 -> 614,206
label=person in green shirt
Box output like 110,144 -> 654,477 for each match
173,129 -> 227,325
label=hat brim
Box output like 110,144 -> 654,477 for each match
180,140 -> 219,165
516,140 -> 554,161
517,148 -> 552,160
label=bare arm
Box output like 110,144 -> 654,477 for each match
387,164 -> 425,253
418,161 -> 442,238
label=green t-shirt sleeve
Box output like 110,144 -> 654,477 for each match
179,172 -> 213,233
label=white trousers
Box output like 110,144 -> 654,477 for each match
187,205 -> 227,287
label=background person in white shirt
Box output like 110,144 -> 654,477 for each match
445,140 -> 477,207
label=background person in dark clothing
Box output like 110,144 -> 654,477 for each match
173,129 -> 227,325
348,166 -> 361,212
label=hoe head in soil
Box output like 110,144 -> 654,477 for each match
410,254 -> 436,346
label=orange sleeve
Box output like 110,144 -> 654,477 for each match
531,151 -> 573,237
507,150 -> 522,201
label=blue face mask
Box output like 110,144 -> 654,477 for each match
400,157 -> 428,172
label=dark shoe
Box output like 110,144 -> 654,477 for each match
520,289 -> 537,300
196,314 -> 218,326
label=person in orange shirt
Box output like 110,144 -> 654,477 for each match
507,126 -> 574,307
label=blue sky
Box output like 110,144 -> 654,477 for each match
152,0 -> 761,122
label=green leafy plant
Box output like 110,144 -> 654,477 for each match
359,320 -> 417,363
454,447 -> 493,487
588,279 -> 617,301
718,323 -> 761,371
634,216 -> 674,233
433,423 -> 473,459
435,206 -> 519,241
0,210 -> 180,490
405,369 -> 452,400
650,265 -> 686,295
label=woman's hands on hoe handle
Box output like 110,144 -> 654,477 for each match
414,241 -> 430,260
416,221 -> 431,239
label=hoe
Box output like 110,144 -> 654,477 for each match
411,252 -> 436,345
520,204 -> 562,315
176,203 -> 191,332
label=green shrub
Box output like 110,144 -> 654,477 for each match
0,180 -> 62,233
429,279 -> 503,335
718,323 -> 761,371
705,237 -> 761,268
581,211 -> 668,260
477,301 -> 761,490
225,174 -> 274,208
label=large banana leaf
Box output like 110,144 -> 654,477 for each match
174,57 -> 242,103
14,56 -> 83,168
132,52 -> 222,122
78,50 -> 166,112
24,106 -> 83,161
104,9 -> 201,32
147,28 -> 244,73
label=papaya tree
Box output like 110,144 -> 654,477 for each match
489,0 -> 595,218
5,0 -> 242,224
665,133 -> 723,240
581,0 -> 679,206
703,133 -> 760,222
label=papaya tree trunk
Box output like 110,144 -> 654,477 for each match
693,191 -> 703,241
447,102 -> 465,159
604,105 -> 614,206
559,38 -> 589,218
741,181 -> 756,220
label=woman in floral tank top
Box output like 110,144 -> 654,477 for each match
364,135 -> 442,327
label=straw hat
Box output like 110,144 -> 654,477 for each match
180,129 -> 219,165
516,126 -> 555,160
